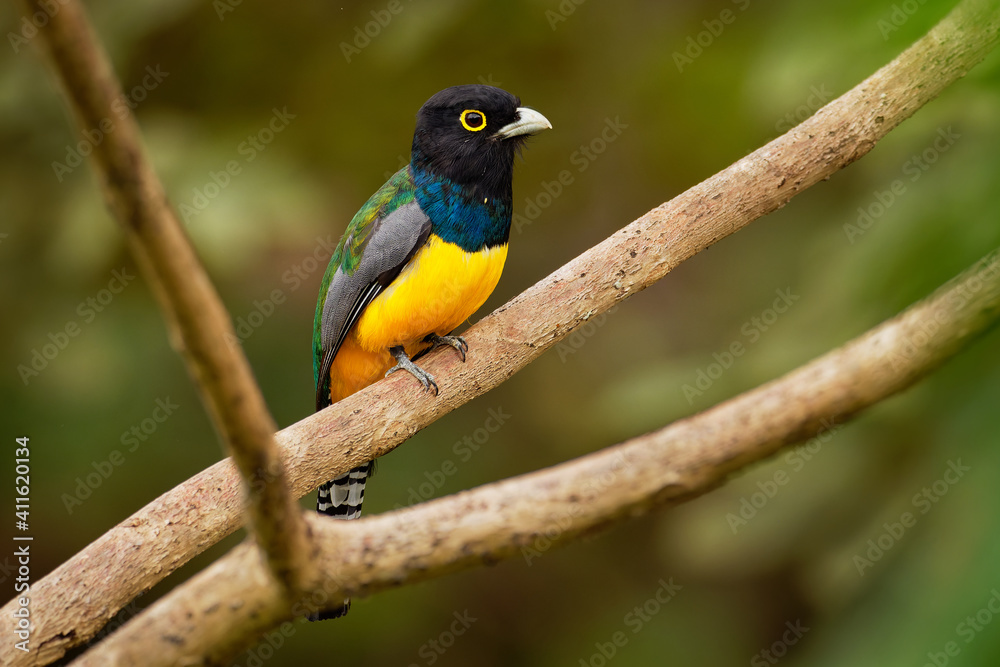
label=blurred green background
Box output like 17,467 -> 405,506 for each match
3,0 -> 1000,665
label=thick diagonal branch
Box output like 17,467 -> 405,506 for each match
15,0 -> 315,595
3,0 -> 998,665
73,246 -> 1000,666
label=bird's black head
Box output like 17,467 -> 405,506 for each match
411,85 -> 551,198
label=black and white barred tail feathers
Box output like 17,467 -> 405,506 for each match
311,461 -> 372,621
316,462 -> 372,519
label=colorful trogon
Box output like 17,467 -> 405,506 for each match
310,85 -> 550,619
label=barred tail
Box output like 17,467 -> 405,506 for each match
310,461 -> 372,621
317,462 -> 372,519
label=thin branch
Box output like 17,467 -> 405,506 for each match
15,0 -> 316,596
73,247 -> 1000,665
3,0 -> 998,664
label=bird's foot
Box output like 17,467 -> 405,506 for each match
425,333 -> 468,362
386,345 -> 439,395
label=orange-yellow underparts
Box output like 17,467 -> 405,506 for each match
328,236 -> 508,402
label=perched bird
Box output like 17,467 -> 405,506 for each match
311,85 -> 550,619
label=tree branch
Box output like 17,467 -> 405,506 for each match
14,0 -> 316,597
73,247 -> 1000,665
3,0 -> 998,664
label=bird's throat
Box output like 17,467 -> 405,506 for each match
411,164 -> 513,252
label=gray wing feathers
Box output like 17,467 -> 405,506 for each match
318,201 -> 432,390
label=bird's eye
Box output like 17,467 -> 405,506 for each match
460,109 -> 487,132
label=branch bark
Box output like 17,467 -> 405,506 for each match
14,0 -> 316,598
73,248 -> 1000,665
4,0 -> 999,664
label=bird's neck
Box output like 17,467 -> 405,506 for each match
410,163 -> 512,252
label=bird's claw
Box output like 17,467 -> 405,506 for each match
425,333 -> 468,362
387,346 -> 439,395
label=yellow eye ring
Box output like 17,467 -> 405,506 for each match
460,109 -> 487,132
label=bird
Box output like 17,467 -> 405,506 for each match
310,84 -> 551,619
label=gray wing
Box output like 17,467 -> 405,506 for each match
315,201 -> 431,410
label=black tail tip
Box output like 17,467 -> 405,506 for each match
307,599 -> 351,621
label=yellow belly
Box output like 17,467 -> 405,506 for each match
328,235 -> 507,401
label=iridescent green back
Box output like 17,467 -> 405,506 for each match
312,167 -> 416,389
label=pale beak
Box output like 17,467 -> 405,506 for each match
494,107 -> 552,139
